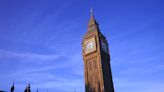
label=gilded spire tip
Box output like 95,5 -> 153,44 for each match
90,8 -> 94,17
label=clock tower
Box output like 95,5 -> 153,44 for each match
82,9 -> 114,92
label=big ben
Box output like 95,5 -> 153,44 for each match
82,9 -> 114,92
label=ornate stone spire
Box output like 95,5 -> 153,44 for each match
88,8 -> 99,31
24,83 -> 31,92
90,8 -> 94,17
37,88 -> 39,92
10,82 -> 14,92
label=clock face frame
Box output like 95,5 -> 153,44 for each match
84,37 -> 96,54
101,39 -> 108,54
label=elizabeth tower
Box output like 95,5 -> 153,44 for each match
82,10 -> 114,92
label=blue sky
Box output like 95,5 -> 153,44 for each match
0,0 -> 164,92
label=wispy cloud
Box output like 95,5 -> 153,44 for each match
114,78 -> 164,92
0,48 -> 84,91
0,49 -> 60,63
15,76 -> 84,92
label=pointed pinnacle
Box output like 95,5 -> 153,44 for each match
90,8 -> 94,17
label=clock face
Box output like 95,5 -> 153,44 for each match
84,37 -> 96,54
86,41 -> 94,50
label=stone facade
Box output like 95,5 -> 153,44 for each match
82,13 -> 114,92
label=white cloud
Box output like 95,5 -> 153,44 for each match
0,49 -> 60,63
114,78 -> 164,92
